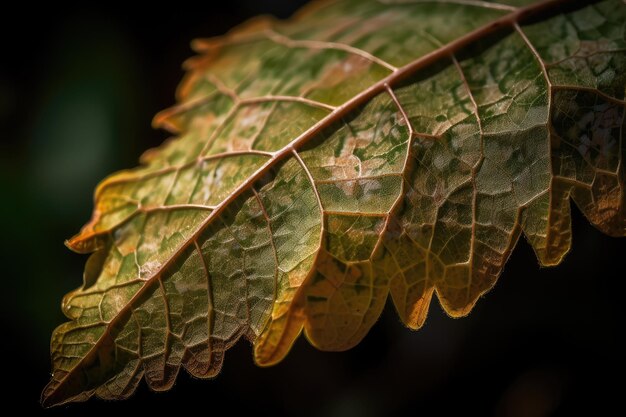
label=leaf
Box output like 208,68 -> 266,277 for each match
43,0 -> 626,406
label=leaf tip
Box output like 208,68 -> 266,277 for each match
41,367 -> 93,408
40,379 -> 68,409
40,390 -> 59,409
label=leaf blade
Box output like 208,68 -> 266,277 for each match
44,0 -> 626,406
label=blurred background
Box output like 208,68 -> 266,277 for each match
1,2 -> 624,416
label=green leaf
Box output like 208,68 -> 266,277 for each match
43,0 -> 626,406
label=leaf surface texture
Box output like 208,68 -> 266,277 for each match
43,0 -> 626,406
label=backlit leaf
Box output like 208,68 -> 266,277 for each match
43,0 -> 626,406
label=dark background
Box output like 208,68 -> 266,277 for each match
1,2 -> 624,416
